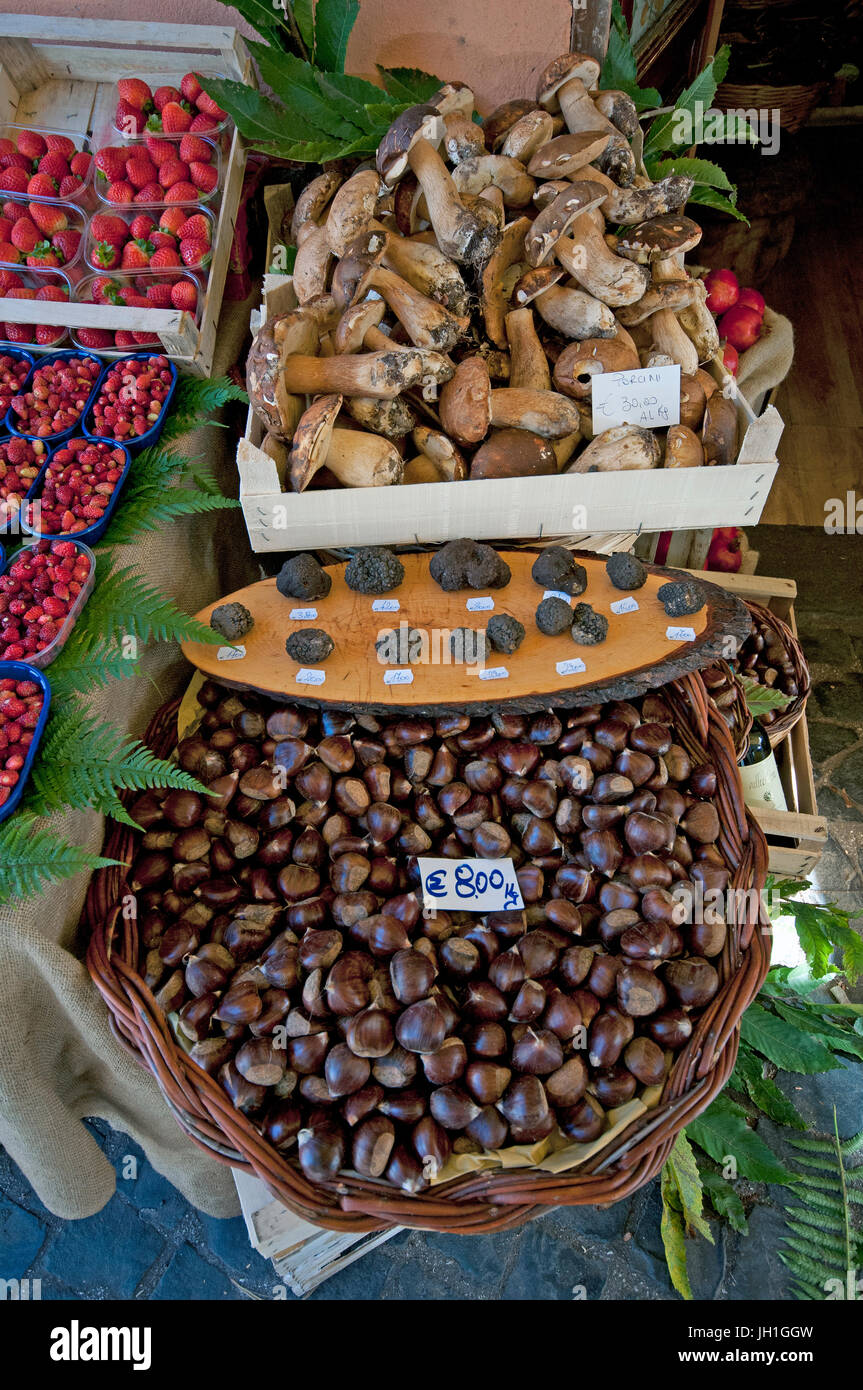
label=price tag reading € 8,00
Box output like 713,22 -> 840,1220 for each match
418,857 -> 524,912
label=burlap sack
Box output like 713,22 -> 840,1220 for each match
735,307 -> 794,404
0,296 -> 262,1219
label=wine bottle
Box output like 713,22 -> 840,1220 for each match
738,719 -> 788,811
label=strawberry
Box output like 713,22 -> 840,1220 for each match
158,207 -> 186,238
177,212 -> 211,244
28,202 -> 67,236
0,168 -> 28,194
165,181 -> 199,203
117,77 -> 153,111
0,139 -> 13,157
2,152 -> 34,173
58,175 -> 83,198
180,71 -> 203,104
116,289 -> 150,308
133,332 -> 161,345
145,281 -> 173,307
35,323 -> 65,345
106,180 -> 135,204
37,151 -> 69,183
125,154 -> 158,190
5,286 -> 36,299
196,90 -> 226,119
171,278 -> 198,313
2,202 -> 26,224
153,85 -> 181,112
0,268 -> 23,291
115,98 -> 147,136
91,239 -> 120,269
90,213 -> 128,246
4,323 -> 35,343
0,216 -> 11,242
188,161 -> 218,195
34,284 -> 67,302
149,230 -> 176,251
88,276 -> 117,304
27,173 -> 59,198
160,102 -> 192,134
148,246 -> 181,269
144,135 -> 175,167
178,134 -> 211,165
16,130 -> 46,160
76,327 -> 114,349
52,229 -> 81,262
129,213 -> 156,239
94,147 -> 127,184
179,237 -> 210,269
121,239 -> 153,269
70,151 -> 91,178
189,113 -> 219,134
0,240 -> 21,264
26,243 -> 61,269
159,157 -> 189,189
114,331 -> 139,347
44,134 -> 76,159
134,183 -> 165,204
10,218 -> 39,253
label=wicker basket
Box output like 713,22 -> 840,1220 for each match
701,660 -> 753,761
85,676 -> 770,1234
741,600 -> 811,749
715,81 -> 827,134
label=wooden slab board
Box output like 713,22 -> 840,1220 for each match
182,550 -> 751,716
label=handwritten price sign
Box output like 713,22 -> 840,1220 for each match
591,364 -> 680,432
418,857 -> 524,912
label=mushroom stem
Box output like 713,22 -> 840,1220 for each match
489,387 -> 582,438
676,279 -> 721,364
555,212 -> 649,307
407,137 -> 499,264
280,349 -> 427,399
293,223 -> 334,304
584,166 -> 695,225
505,308 -> 551,391
355,264 -> 466,351
647,308 -> 699,376
378,233 -> 468,315
534,284 -> 617,339
616,280 -> 698,326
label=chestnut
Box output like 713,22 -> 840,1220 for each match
298,1117 -> 345,1182
373,1044 -> 418,1088
689,918 -> 727,957
616,963 -> 667,1017
511,1027 -> 563,1075
509,979 -> 547,1023
559,945 -> 594,989
592,1066 -> 637,1107
464,1022 -> 508,1059
664,956 -> 719,1007
517,930 -> 559,978
396,998 -> 448,1054
430,1085 -> 481,1131
498,1075 -> 549,1131
236,1037 -> 286,1087
465,1061 -> 512,1105
558,1095 -> 605,1142
324,1042 -> 370,1097
649,1008 -> 693,1049
466,1106 -> 508,1151
463,981 -> 507,1021
378,1087 -> 428,1125
412,1116 -> 451,1177
390,948 -> 437,1005
263,1101 -> 302,1152
343,1083 -> 384,1127
588,1007 -> 633,1068
623,1036 -> 666,1085
220,1060 -> 267,1115
630,723 -> 672,756
352,1115 -> 396,1177
366,914 -> 411,957
422,1037 -> 468,1084
440,936 -> 482,979
386,1144 -> 428,1193
582,829 -> 623,877
681,801 -> 720,844
287,1031 -> 329,1075
542,988 -> 582,1039
545,1056 -> 587,1108
345,1006 -> 394,1058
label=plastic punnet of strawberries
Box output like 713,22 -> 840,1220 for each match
113,71 -> 227,139
0,436 -> 47,526
0,538 -> 91,661
0,352 -> 31,414
88,353 -> 172,440
89,208 -> 212,274
0,129 -> 90,201
0,197 -> 82,270
9,355 -> 101,437
0,266 -> 69,348
0,675 -> 44,807
33,437 -> 126,534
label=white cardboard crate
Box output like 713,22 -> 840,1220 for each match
0,17 -> 251,375
237,278 -> 782,553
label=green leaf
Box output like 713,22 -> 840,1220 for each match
773,1004 -> 863,1061
292,0 -> 316,51
197,75 -> 323,145
73,566 -> 221,649
100,488 -> 239,547
740,1002 -> 844,1074
737,674 -> 793,718
46,631 -> 140,700
688,184 -> 750,224
666,1133 -> 714,1242
700,1170 -> 749,1233
614,79 -> 663,113
660,1166 -> 693,1299
221,0 -> 292,47
313,70 -> 379,133
732,1047 -> 808,1128
313,0 -> 359,72
0,814 -> 121,903
648,155 -> 733,192
643,44 -> 731,160
776,892 -> 863,985
377,66 -> 442,104
600,3 -> 663,112
687,1094 -> 797,1184
240,45 -> 364,139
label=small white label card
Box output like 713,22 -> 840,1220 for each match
556,657 -> 586,676
478,666 -> 509,681
610,596 -> 639,615
289,607 -> 317,621
466,595 -> 494,612
666,625 -> 697,642
543,589 -> 573,604
418,856 -> 524,912
592,363 -> 681,433
217,645 -> 245,661
373,598 -> 400,612
295,668 -> 326,685
384,668 -> 414,685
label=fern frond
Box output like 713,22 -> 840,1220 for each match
789,1277 -> 824,1300
0,815 -> 121,902
46,629 -> 140,699
101,487 -> 238,545
784,1224 -> 849,1256
788,1133 -> 839,1154
784,1205 -> 846,1235
778,1248 -> 839,1285
162,375 -> 248,441
779,1105 -> 863,1300
71,566 -> 221,648
842,1127 -> 863,1157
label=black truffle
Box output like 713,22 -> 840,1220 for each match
571,603 -> 608,645
285,629 -> 334,663
531,546 -> 587,596
486,614 -> 525,654
276,553 -> 332,601
210,602 -> 254,641
430,539 -> 511,592
606,551 -> 647,591
535,596 -> 573,636
344,547 -> 405,595
449,627 -> 488,664
658,579 -> 705,617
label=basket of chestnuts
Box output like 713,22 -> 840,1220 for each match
736,601 -> 810,748
84,648 -> 769,1233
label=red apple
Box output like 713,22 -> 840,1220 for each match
737,287 -> 765,319
706,526 -> 742,573
703,267 -> 739,315
722,342 -> 739,375
719,305 -> 762,353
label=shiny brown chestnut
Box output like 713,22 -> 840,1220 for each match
624,1036 -> 666,1085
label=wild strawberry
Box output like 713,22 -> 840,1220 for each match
125,154 -> 158,190
0,239 -> 22,263
160,102 -> 192,134
106,181 -> 135,204
170,278 -> 197,313
165,181 -> 199,203
52,229 -> 81,263
91,213 -> 128,246
117,77 -> 153,111
134,182 -> 165,204
27,173 -> 59,198
129,213 -> 156,239
158,207 -> 186,238
94,147 -> 127,184
37,151 -> 69,182
178,134 -> 211,165
16,130 -> 46,160
121,239 -> 153,269
1,152 -> 33,173
115,98 -> 147,136
70,151 -> 91,178
144,135 -> 175,167
76,327 -> 114,349
0,168 -> 28,194
10,217 -> 39,253
153,85 -> 181,112
195,89 -> 226,119
188,161 -> 218,195
181,72 -> 202,104
44,135 -> 76,159
179,237 -> 210,269
28,202 -> 67,236
58,175 -> 84,198
148,246 -> 181,269
145,281 -> 173,307
189,113 -> 218,134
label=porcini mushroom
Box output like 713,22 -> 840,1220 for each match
615,214 -> 702,266
325,170 -> 382,257
664,423 -> 703,467
354,264 -> 466,351
430,81 -> 475,118
489,387 -> 581,438
439,355 -> 492,445
484,99 -> 541,151
293,224 -> 334,304
679,372 -> 707,430
506,308 -> 551,390
452,154 -> 535,207
593,90 -> 639,139
702,393 -> 738,466
583,166 -> 695,226
280,348 -> 437,399
289,395 -> 403,491
512,264 -> 565,306
616,280 -> 699,326
646,308 -> 699,376
553,336 -> 639,398
480,215 -> 530,347
536,54 -> 636,186
501,109 -> 556,162
524,179 -> 606,266
527,132 -> 612,181
291,169 -> 342,243
676,278 -> 721,363
345,396 -> 417,440
470,428 -> 557,478
554,207 -> 650,307
442,111 -> 486,164
412,426 -> 467,479
568,424 -> 662,472
534,284 -> 617,339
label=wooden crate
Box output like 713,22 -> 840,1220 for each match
0,18 -> 251,375
688,569 -> 827,877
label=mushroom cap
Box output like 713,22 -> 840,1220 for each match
470,428 -> 557,479
325,169 -> 382,257
553,337 -> 641,399
512,264 -> 565,307
412,425 -> 467,479
377,104 -> 445,184
439,355 -> 493,446
289,394 -> 343,492
501,109 -> 555,162
537,53 -> 601,109
291,169 -> 342,242
483,99 -> 540,151
527,132 -> 611,181
594,89 -> 639,139
616,214 -> 703,264
431,81 -> 475,118
334,297 -> 386,354
524,178 -> 607,266
443,111 -> 487,164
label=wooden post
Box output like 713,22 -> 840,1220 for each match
570,0 -> 612,63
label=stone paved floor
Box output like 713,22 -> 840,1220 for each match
1,528 -> 860,1301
